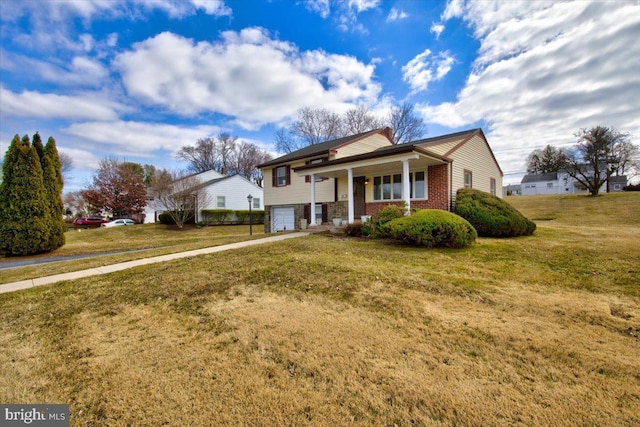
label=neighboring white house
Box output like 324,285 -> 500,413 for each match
520,171 -> 627,195
146,169 -> 264,223
194,174 -> 264,222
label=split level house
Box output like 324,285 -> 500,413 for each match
258,127 -> 503,232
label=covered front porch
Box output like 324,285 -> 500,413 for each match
293,146 -> 451,226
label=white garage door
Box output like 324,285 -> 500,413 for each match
272,207 -> 295,231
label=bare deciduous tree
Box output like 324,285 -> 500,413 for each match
388,102 -> 427,144
565,126 -> 635,196
232,141 -> 272,186
178,134 -> 271,186
343,105 -> 385,135
59,152 -> 74,185
292,107 -> 343,146
274,103 -> 427,152
149,169 -> 211,228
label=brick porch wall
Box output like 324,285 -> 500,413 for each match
365,164 -> 450,216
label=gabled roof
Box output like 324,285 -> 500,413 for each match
521,172 -> 558,183
293,142 -> 450,173
413,128 -> 482,147
415,128 -> 503,176
258,128 -> 393,168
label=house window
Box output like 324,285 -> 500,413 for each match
314,204 -> 323,223
490,178 -> 497,195
217,196 -> 225,208
547,183 -> 553,188
274,165 -> 290,187
253,197 -> 260,209
464,170 -> 473,188
411,171 -> 426,199
373,171 -> 427,201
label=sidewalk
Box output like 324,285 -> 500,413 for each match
0,232 -> 309,295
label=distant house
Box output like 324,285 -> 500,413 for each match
503,184 -> 522,196
147,169 -> 264,223
520,170 -> 627,195
258,127 -> 503,232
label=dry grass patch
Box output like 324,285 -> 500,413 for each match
0,193 -> 639,426
0,224 -> 265,283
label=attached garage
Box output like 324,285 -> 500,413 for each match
271,206 -> 295,231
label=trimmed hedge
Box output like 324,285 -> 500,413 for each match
454,189 -> 536,237
200,209 -> 265,225
384,209 -> 477,248
370,205 -> 405,237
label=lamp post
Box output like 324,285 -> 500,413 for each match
247,194 -> 253,236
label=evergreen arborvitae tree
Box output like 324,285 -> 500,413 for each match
32,132 -> 54,251
44,136 -> 66,250
0,135 -> 51,255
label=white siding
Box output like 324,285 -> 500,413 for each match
199,175 -> 264,215
264,160 -> 335,206
333,134 -> 392,159
441,135 -> 503,199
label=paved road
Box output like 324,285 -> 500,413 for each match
0,248 -> 158,270
0,232 -> 309,294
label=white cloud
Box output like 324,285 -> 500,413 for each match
422,0 -> 640,174
348,0 -> 380,13
0,87 -> 123,121
113,29 -> 381,128
386,8 -> 408,22
189,0 -> 232,16
64,121 -> 221,156
402,50 -> 455,93
304,0 -> 330,18
430,22 -> 445,39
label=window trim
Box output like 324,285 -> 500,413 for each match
273,165 -> 291,187
490,178 -> 497,195
253,197 -> 260,209
216,196 -> 226,208
372,170 -> 428,201
464,170 -> 473,189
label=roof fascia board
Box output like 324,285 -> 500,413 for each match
293,153 -> 421,176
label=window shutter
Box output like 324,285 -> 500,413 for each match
272,168 -> 276,187
322,204 -> 328,223
303,204 -> 310,220
305,175 -> 310,183
285,166 -> 291,185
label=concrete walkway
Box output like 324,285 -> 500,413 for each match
0,232 -> 310,295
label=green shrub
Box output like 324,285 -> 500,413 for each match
454,189 -> 536,237
371,205 -> 405,237
385,209 -> 477,248
201,209 -> 234,225
158,211 -> 195,225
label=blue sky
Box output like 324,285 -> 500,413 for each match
1,0 -> 639,190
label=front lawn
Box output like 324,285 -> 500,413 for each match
0,193 -> 638,426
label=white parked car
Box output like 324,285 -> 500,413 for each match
101,219 -> 135,228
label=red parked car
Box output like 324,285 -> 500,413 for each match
73,217 -> 108,228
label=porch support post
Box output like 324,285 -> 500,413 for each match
309,173 -> 317,226
347,168 -> 354,224
402,159 -> 411,214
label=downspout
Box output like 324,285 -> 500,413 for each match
449,161 -> 454,211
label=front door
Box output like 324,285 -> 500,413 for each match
354,176 -> 366,217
